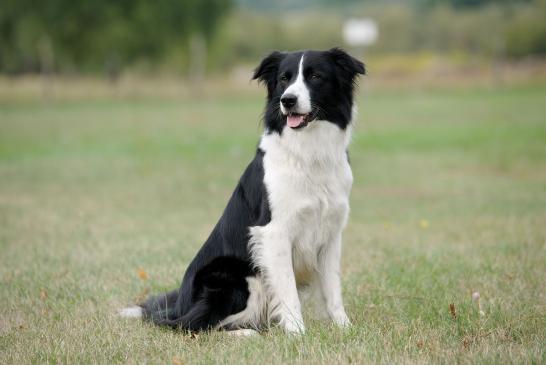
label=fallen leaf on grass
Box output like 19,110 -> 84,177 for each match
416,340 -> 424,349
137,269 -> 148,280
40,289 -> 47,301
172,358 -> 185,365
449,303 -> 457,319
419,219 -> 430,229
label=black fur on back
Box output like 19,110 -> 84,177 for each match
140,149 -> 270,331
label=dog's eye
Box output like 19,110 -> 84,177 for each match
310,73 -> 321,80
280,75 -> 289,82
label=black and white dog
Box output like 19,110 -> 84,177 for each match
121,48 -> 365,335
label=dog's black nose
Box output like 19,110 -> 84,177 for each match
281,94 -> 297,108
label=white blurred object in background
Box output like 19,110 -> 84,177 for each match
343,18 -> 378,47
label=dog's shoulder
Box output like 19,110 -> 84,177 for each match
222,148 -> 271,230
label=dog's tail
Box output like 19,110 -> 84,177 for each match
119,289 -> 180,324
119,288 -> 229,331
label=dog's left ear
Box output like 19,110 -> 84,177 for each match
252,51 -> 285,97
328,47 -> 365,80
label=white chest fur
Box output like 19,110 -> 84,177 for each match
257,121 -> 353,283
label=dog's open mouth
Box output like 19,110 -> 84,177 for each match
286,113 -> 312,129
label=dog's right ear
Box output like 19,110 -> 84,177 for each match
252,51 -> 284,97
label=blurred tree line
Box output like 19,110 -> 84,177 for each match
214,0 -> 546,69
1,0 -> 545,76
0,0 -> 231,75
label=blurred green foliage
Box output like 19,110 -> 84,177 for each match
211,0 -> 546,69
0,0 -> 545,76
418,0 -> 532,8
0,0 -> 231,74
238,0 -> 532,12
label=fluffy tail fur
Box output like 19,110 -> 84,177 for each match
119,289 -> 179,322
119,257 -> 257,331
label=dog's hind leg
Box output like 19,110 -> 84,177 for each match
216,275 -> 267,331
158,257 -> 258,331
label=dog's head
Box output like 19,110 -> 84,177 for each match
253,48 -> 365,134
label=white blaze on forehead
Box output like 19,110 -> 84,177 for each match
281,54 -> 312,115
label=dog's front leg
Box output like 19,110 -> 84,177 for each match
252,228 -> 305,334
318,234 -> 351,327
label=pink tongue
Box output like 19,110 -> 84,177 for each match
287,114 -> 305,128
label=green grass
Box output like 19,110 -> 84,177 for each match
1,83 -> 545,364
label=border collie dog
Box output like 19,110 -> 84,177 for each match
121,48 -> 365,335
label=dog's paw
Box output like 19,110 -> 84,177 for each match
332,312 -> 351,328
282,319 -> 306,335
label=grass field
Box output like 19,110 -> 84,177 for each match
1,83 -> 545,364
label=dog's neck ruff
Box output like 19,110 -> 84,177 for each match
260,120 -> 352,166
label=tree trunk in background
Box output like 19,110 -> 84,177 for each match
38,36 -> 54,100
188,33 -> 206,94
105,52 -> 121,84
